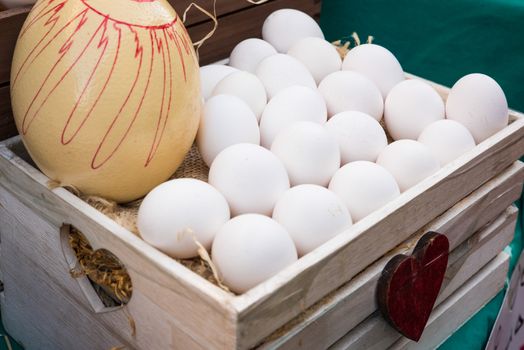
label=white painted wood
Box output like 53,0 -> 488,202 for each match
0,74 -> 522,348
259,205 -> 519,350
233,112 -> 524,349
332,252 -> 510,350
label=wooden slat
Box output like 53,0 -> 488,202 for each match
328,207 -> 517,350
0,6 -> 29,84
0,141 -> 239,349
333,252 -> 510,350
233,107 -> 524,350
0,85 -> 16,140
258,165 -> 523,349
188,0 -> 321,65
171,0 -> 269,26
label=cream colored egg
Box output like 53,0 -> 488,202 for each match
418,120 -> 476,166
262,9 -> 324,53
209,143 -> 290,216
256,54 -> 317,99
137,179 -> 230,259
318,71 -> 384,120
325,111 -> 388,164
271,122 -> 340,187
446,73 -> 509,143
288,37 -> 342,84
342,44 -> 404,99
329,161 -> 400,222
212,71 -> 267,121
259,85 -> 327,148
212,214 -> 297,294
377,140 -> 441,192
229,38 -> 278,73
273,184 -> 352,256
200,64 -> 239,100
385,79 -> 445,140
197,95 -> 260,166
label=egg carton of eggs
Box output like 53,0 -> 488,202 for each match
0,6 -> 524,350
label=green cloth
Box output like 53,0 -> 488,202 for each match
320,1 -> 524,349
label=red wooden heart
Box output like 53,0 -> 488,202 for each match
377,232 -> 450,341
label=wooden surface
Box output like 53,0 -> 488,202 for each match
329,207 -> 517,350
0,140 -> 239,349
333,252 -> 510,350
188,0 -> 321,65
259,164 -> 523,350
234,106 -> 524,349
0,6 -> 28,85
0,85 -> 15,141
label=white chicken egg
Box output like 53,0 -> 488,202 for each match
273,184 -> 352,256
137,179 -> 230,259
288,37 -> 342,84
197,95 -> 260,166
229,38 -> 278,73
259,85 -> 327,148
211,71 -> 267,121
418,120 -> 476,166
271,122 -> 340,186
385,79 -> 445,140
329,161 -> 400,222
200,64 -> 239,100
377,140 -> 441,192
212,214 -> 297,294
325,111 -> 388,164
342,44 -> 404,99
262,9 -> 324,53
318,71 -> 384,120
256,54 -> 317,99
446,73 -> 509,143
209,143 -> 290,216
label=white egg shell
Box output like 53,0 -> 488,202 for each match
256,54 -> 317,99
318,71 -> 384,120
259,85 -> 327,148
197,95 -> 260,166
271,122 -> 340,187
137,179 -> 230,259
377,140 -> 441,192
212,214 -> 297,293
446,73 -> 509,143
342,44 -> 404,98
229,38 -> 278,73
418,119 -> 476,166
273,185 -> 352,256
288,37 -> 342,84
262,9 -> 324,53
385,79 -> 445,140
200,64 -> 239,100
209,143 -> 290,216
212,71 -> 267,121
325,111 -> 388,164
329,161 -> 400,222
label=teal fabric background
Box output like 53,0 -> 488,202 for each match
320,1 -> 524,348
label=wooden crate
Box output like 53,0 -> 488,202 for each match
0,1 -> 523,349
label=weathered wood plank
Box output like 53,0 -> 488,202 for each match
0,6 -> 29,84
188,0 -> 321,65
332,252 -> 510,350
328,207 -> 517,350
234,108 -> 524,349
0,143 -> 238,349
0,85 -> 16,140
258,164 -> 523,349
